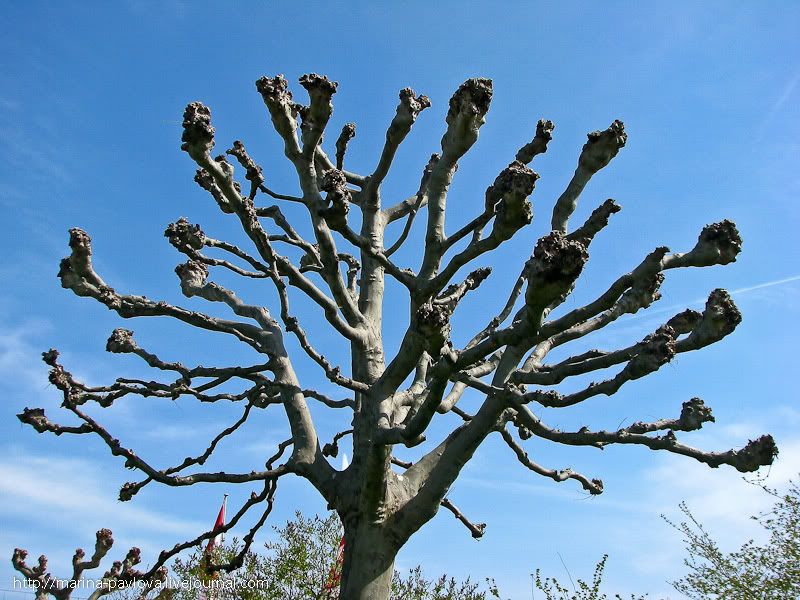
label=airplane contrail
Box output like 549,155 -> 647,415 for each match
756,71 -> 799,141
611,274 -> 800,325
729,274 -> 800,295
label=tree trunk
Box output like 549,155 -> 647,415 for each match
339,521 -> 397,600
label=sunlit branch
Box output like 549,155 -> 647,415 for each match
511,403 -> 777,473
551,120 -> 626,233
371,87 -> 430,186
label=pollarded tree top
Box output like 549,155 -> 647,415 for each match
165,216 -> 206,251
690,219 -> 743,265
180,101 -> 214,158
299,72 -> 338,96
255,74 -> 293,104
15,71 -> 778,600
579,119 -> 627,172
447,77 -> 493,121
106,327 -> 137,354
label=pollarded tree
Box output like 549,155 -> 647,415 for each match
12,529 -> 167,600
15,73 -> 778,600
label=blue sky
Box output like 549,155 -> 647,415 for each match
1,2 -> 798,598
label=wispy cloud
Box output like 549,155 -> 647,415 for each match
0,95 -> 20,111
241,437 -> 290,458
582,424 -> 800,594
0,450 -> 208,583
643,420 -> 800,542
0,453 -> 203,539
0,123 -> 72,185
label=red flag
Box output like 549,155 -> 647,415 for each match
206,494 -> 227,554
323,537 -> 345,594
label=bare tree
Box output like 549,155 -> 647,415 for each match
15,73 -> 777,600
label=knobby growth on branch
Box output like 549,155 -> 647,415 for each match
16,72 -> 776,600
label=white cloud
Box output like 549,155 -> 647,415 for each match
456,414 -> 800,597
638,427 -> 800,560
0,452 -> 203,540
648,436 -> 800,520
588,423 -> 800,595
0,450 -> 214,587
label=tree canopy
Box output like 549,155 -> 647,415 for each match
13,71 -> 778,599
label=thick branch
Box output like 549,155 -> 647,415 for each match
298,73 -> 337,159
338,224 -> 416,290
427,160 -> 539,296
254,77 -> 365,327
551,120 -> 626,233
187,228 -> 361,343
419,78 -> 493,282
566,198 -> 621,246
515,118 -> 555,164
371,87 -> 430,186
384,153 -> 437,224
512,403 -> 777,473
182,110 -> 364,340
540,220 -> 742,343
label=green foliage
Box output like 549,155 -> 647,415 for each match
121,511 -> 499,600
157,512 -> 342,600
262,511 -> 343,599
533,555 -> 647,600
390,565 -> 499,599
666,477 -> 800,599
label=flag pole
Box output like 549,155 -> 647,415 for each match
204,493 -> 228,600
220,494 -> 228,547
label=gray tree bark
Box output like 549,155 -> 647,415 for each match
14,73 -> 777,600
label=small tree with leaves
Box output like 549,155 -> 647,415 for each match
533,555 -> 647,600
666,478 -> 800,599
15,72 -> 778,600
